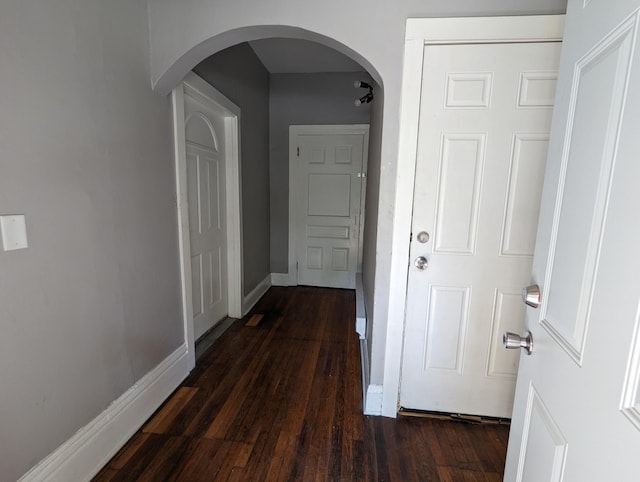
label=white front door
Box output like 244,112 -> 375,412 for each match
505,1 -> 640,480
400,41 -> 561,417
290,125 -> 369,289
184,90 -> 228,339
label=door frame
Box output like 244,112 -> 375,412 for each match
172,72 -> 243,369
382,15 -> 565,417
287,124 -> 370,286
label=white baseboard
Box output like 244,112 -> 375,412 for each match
364,384 -> 384,416
360,337 -> 383,416
359,339 -> 369,413
355,273 -> 366,339
356,274 -> 371,415
242,274 -> 272,315
19,344 -> 191,482
270,273 -> 289,287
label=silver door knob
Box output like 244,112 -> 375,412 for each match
522,284 -> 541,308
414,256 -> 428,270
503,331 -> 533,355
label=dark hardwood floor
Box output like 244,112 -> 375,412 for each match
94,287 -> 509,481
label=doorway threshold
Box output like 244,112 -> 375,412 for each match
195,317 -> 237,361
398,408 -> 511,425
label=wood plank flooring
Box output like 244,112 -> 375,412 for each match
94,287 -> 509,481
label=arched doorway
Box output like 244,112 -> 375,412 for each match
152,26 -> 383,95
166,27 -> 385,389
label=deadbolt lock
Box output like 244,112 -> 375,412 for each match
522,285 -> 541,309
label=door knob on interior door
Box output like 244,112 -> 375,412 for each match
503,331 -> 533,355
414,256 -> 428,270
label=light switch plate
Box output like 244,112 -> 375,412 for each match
1,215 -> 28,251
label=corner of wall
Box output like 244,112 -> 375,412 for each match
242,274 -> 272,315
270,273 -> 290,286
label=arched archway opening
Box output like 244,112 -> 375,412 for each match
167,26 -> 385,393
153,25 -> 383,95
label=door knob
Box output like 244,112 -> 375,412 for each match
522,284 -> 541,308
414,256 -> 428,270
503,331 -> 533,355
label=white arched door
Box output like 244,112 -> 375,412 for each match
173,73 -> 242,353
184,94 -> 229,340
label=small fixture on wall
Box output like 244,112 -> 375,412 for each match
354,80 -> 374,106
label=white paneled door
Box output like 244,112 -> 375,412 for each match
184,91 -> 228,340
290,126 -> 368,289
400,41 -> 561,417
505,2 -> 640,480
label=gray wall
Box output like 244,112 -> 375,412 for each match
269,72 -> 373,272
0,1 -> 182,479
194,43 -> 271,295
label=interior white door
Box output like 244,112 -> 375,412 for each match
400,42 -> 561,417
184,92 -> 228,340
505,2 -> 640,480
293,129 -> 367,289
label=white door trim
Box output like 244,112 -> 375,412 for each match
383,15 -> 565,418
172,72 -> 243,370
288,124 -> 370,286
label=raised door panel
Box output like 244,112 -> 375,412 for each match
542,25 -> 634,364
517,386 -> 568,482
191,254 -> 203,317
445,73 -> 493,108
501,135 -> 549,256
424,286 -> 470,373
517,72 -> 558,107
434,134 -> 486,254
307,174 -> 351,217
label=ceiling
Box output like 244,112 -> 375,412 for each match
248,38 -> 365,74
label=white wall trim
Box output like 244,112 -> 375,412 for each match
383,15 -> 566,418
288,124 -> 370,286
356,273 -> 368,413
19,344 -> 190,482
405,15 -> 565,43
270,273 -> 290,286
173,72 -> 243,366
355,273 -> 366,339
364,384 -> 383,416
359,338 -> 370,413
242,274 -> 272,315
